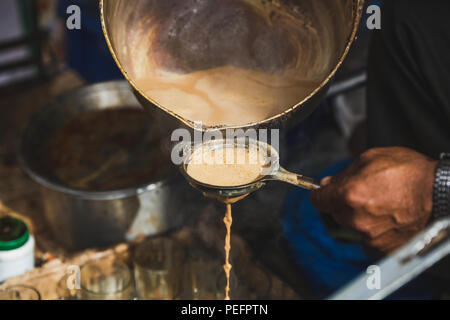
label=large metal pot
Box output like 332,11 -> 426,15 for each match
100,0 -> 364,131
18,81 -> 204,251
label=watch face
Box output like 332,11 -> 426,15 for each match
440,153 -> 450,160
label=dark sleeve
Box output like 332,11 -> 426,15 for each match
367,0 -> 450,158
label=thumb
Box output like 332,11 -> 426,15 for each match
310,176 -> 340,214
320,176 -> 332,187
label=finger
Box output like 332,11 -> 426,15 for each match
326,209 -> 396,240
357,215 -> 397,238
368,218 -> 424,241
310,181 -> 345,214
365,229 -> 398,253
366,229 -> 415,254
310,161 -> 362,214
321,176 -> 332,186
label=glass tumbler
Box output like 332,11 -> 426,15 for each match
133,237 -> 186,300
181,249 -> 222,300
80,256 -> 133,300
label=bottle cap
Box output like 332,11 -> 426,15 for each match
0,216 -> 30,251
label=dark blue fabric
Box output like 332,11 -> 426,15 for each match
58,0 -> 124,83
282,159 -> 440,299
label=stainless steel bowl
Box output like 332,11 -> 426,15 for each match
100,0 -> 364,131
18,81 -> 205,251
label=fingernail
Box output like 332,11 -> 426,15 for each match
321,176 -> 332,186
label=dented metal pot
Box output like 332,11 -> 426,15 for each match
18,81 -> 204,251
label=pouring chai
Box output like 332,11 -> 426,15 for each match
186,141 -> 267,300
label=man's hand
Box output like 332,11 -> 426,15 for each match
310,147 -> 438,254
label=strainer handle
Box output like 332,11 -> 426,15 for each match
273,167 -> 321,191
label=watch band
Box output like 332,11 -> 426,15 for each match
432,153 -> 450,220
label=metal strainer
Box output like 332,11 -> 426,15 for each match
180,138 -> 320,203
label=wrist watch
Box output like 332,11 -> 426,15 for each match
432,153 -> 450,220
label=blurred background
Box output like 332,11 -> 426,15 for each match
0,0 -> 123,87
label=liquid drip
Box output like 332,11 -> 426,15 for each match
223,204 -> 232,300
